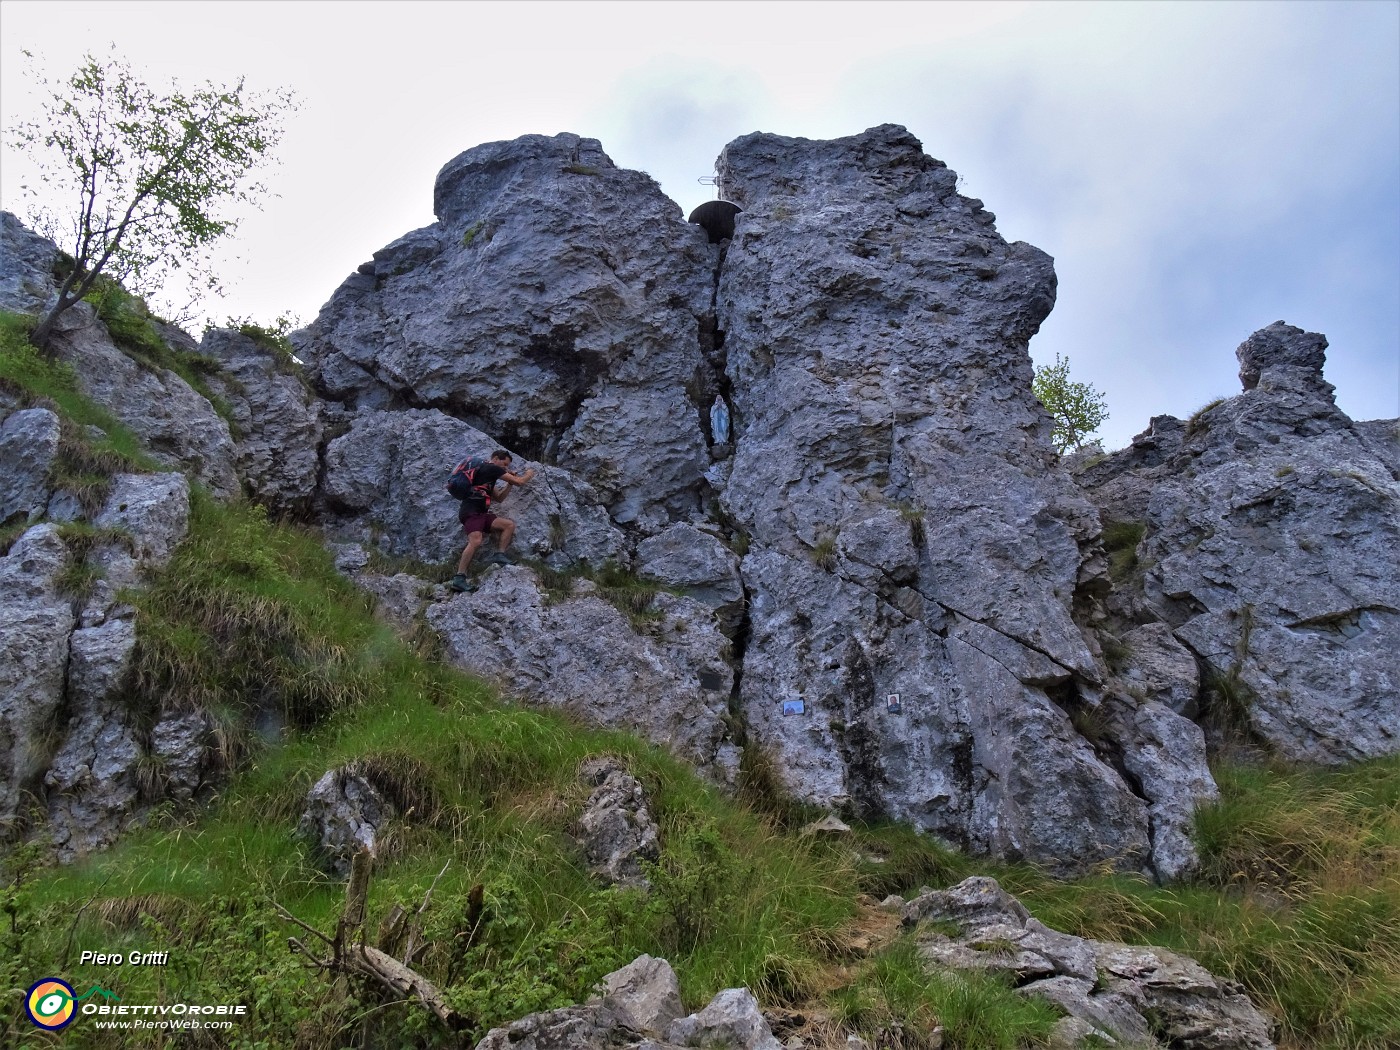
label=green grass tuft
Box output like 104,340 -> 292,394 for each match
848,937 -> 1060,1049
83,281 -> 235,424
1186,396 -> 1230,435
1,309 -> 159,474
1100,519 -> 1146,582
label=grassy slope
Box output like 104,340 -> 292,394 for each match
2,310 -> 1397,1049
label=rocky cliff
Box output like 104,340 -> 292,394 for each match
3,125 -> 1397,879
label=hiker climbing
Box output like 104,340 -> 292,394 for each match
447,450 -> 536,593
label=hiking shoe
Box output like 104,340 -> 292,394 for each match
485,552 -> 517,566
449,573 -> 476,593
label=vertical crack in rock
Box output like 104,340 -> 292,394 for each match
700,209 -> 755,786
725,579 -> 755,787
834,640 -> 891,820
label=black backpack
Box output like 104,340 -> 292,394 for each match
447,457 -> 492,511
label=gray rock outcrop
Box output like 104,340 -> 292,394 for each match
201,327 -> 323,514
573,757 -> 660,888
1075,323 -> 1400,764
0,210 -> 57,313
295,126 -> 1237,877
43,301 -> 238,497
43,473 -> 194,859
904,877 -> 1277,1049
0,525 -> 75,829
427,567 -> 739,781
1116,623 -> 1200,715
0,457 -> 195,858
320,408 -> 623,566
476,956 -> 783,1050
298,765 -> 397,874
711,126 -> 1163,873
298,132 -> 719,532
637,524 -> 745,635
1102,695 -> 1218,881
0,407 -> 61,524
44,617 -> 142,860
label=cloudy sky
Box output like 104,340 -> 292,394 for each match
2,0 -> 1396,449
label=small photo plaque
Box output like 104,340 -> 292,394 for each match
886,693 -> 902,714
783,698 -> 806,716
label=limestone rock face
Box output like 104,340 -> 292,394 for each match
41,473 -> 193,860
0,525 -> 75,827
904,877 -> 1277,1050
712,126 -> 1156,872
201,328 -> 323,514
0,407 -> 61,524
280,129 -> 1225,875
94,472 -> 191,568
320,408 -> 623,566
0,210 -> 57,313
476,960 -> 784,1050
1076,323 -> 1400,764
636,524 -> 745,633
44,301 -> 237,497
298,766 -> 397,874
1103,695 -> 1218,881
0,464 -> 194,859
44,617 -> 142,861
1355,419 -> 1400,480
1118,623 -> 1200,715
573,757 -> 661,888
298,132 -> 718,531
427,567 -> 738,781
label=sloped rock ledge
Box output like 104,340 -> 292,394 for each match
902,877 -> 1277,1049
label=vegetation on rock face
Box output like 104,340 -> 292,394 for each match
82,277 -> 233,419
2,299 -> 1396,1048
1100,519 -> 1147,582
2,461 -> 1395,1047
1032,353 -> 1110,454
1,307 -> 160,488
10,48 -> 295,346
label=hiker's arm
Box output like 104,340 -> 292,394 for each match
495,468 -> 536,502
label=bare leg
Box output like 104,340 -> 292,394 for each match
492,518 -> 516,553
457,532 -> 484,574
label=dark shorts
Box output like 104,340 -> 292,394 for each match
461,511 -> 497,537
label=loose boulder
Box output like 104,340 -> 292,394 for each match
573,757 -> 660,888
904,877 -> 1277,1049
476,957 -> 784,1050
298,765 -> 397,874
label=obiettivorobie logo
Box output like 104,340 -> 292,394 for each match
23,976 -> 246,1031
24,978 -> 121,1030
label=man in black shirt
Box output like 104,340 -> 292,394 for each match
450,450 -> 536,593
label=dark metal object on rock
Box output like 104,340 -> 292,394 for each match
688,200 -> 742,244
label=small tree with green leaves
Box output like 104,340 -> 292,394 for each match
9,49 -> 296,348
1033,353 -> 1110,454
